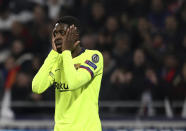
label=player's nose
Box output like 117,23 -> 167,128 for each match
55,38 -> 62,45
55,32 -> 61,37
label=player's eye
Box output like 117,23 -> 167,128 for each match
59,30 -> 65,36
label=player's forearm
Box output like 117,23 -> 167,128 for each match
32,50 -> 58,94
32,72 -> 52,94
61,50 -> 91,90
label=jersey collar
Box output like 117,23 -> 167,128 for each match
77,47 -> 85,56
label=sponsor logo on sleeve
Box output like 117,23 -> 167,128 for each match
85,60 -> 97,70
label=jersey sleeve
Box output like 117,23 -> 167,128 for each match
32,50 -> 58,94
61,50 -> 103,91
79,51 -> 103,78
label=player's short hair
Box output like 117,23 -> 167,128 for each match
56,16 -> 81,34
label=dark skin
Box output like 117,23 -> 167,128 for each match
52,23 -> 81,58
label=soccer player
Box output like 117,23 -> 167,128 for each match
32,16 -> 103,131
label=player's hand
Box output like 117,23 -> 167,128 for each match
62,25 -> 80,52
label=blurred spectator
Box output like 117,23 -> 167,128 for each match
173,62 -> 186,100
132,17 -> 152,49
178,62 -> 186,118
148,0 -> 170,31
160,53 -> 179,99
73,0 -> 91,31
11,40 -> 25,59
138,67 -> 158,117
163,15 -> 183,51
98,16 -> 120,49
0,32 -> 11,64
96,30 -> 112,51
11,72 -> 32,101
88,1 -> 106,33
10,21 -> 33,51
47,0 -> 63,20
110,67 -> 132,100
112,33 -> 132,67
1,56 -> 17,90
9,0 -> 34,13
30,55 -> 42,76
158,53 -> 179,117
26,4 -> 49,35
0,71 -> 4,101
81,33 -> 96,50
176,1 -> 186,31
104,0 -> 127,15
0,9 -> 16,30
176,34 -> 186,64
10,39 -> 33,66
105,16 -> 119,34
167,0 -> 183,14
143,33 -> 166,66
151,53 -> 178,106
26,5 -> 51,55
120,13 -> 132,33
0,56 -> 17,121
129,48 -> 147,100
126,0 -> 150,18
99,50 -> 116,100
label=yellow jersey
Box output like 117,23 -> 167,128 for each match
32,49 -> 103,131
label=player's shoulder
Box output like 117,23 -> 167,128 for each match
85,49 -> 103,57
84,49 -> 103,63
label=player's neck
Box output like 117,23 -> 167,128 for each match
72,46 -> 82,58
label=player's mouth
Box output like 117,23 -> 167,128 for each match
56,44 -> 62,48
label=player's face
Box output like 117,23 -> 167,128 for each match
52,23 -> 68,53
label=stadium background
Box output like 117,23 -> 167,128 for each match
0,0 -> 186,130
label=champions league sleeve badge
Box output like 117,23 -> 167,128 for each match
92,54 -> 99,63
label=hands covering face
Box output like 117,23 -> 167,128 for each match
52,24 -> 80,53
62,24 -> 80,52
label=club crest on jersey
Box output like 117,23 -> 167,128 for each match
92,54 -> 99,63
74,63 -> 81,70
85,60 -> 97,70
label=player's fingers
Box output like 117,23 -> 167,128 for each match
72,25 -> 78,41
74,26 -> 77,31
72,25 -> 77,37
68,25 -> 72,40
74,40 -> 80,48
65,27 -> 70,40
70,25 -> 74,40
69,25 -> 73,40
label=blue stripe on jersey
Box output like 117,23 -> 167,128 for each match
79,65 -> 94,78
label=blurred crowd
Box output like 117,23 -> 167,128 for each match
0,0 -> 186,119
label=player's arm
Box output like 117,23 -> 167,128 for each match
61,50 -> 103,90
60,25 -> 103,90
32,50 -> 58,94
61,51 -> 91,90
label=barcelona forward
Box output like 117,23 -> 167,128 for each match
32,16 -> 103,131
